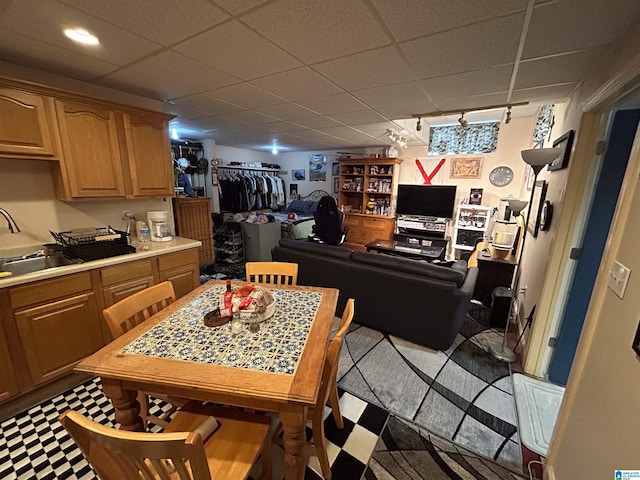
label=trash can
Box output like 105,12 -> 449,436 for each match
490,286 -> 512,328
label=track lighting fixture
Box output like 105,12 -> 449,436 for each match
458,112 -> 469,128
387,128 -> 407,148
411,101 -> 528,124
416,117 -> 422,131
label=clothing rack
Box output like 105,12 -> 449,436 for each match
216,165 -> 280,173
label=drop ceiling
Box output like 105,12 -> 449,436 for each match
1,0 -> 639,152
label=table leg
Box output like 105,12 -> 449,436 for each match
101,379 -> 144,432
280,406 -> 308,480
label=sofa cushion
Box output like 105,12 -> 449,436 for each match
277,238 -> 352,260
350,252 -> 467,287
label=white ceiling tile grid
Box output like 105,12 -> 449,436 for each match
0,0 -> 638,151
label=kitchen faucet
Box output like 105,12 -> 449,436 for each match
0,208 -> 21,233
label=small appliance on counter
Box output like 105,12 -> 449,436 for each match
147,211 -> 173,242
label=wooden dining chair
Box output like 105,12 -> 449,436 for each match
245,261 -> 298,286
59,401 -> 272,480
103,281 -> 176,339
102,281 -> 182,429
274,298 -> 355,480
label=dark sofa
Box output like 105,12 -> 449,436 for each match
272,238 -> 478,350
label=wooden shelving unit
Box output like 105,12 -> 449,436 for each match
338,157 -> 402,246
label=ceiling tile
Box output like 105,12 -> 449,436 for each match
206,83 -> 287,109
510,83 -> 579,103
422,65 -> 513,99
0,28 -> 118,81
350,121 -> 404,137
173,20 -> 301,80
194,116 -> 247,130
288,116 -> 343,129
351,82 -> 435,118
163,103 -> 210,121
127,50 -> 239,90
371,0 -> 527,42
0,0 -> 162,66
314,46 -> 415,91
515,48 -> 605,90
242,0 -> 390,63
329,110 -> 388,125
287,129 -> 332,140
523,0 -> 640,59
212,0 -> 271,15
259,121 -> 310,133
256,102 -> 317,120
400,13 -> 523,79
251,67 -> 342,100
319,125 -> 376,142
297,93 -> 368,115
169,94 -> 243,116
61,0 -> 229,46
219,109 -> 280,124
434,93 -> 509,112
98,69 -> 193,100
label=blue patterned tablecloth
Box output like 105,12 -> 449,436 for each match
121,284 -> 322,375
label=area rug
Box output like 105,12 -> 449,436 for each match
337,308 -> 523,474
364,416 -> 527,480
0,377 -> 388,480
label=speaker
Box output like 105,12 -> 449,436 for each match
456,230 -> 484,246
490,286 -> 512,327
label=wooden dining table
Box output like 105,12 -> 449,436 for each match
75,280 -> 339,480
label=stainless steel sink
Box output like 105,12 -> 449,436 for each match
0,254 -> 77,277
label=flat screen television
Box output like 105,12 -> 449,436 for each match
396,185 -> 457,219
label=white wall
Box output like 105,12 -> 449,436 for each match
0,160 -> 170,251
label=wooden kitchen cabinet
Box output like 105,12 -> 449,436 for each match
11,273 -> 104,386
157,249 -> 200,299
0,88 -> 58,159
54,100 -> 126,198
0,247 -> 200,403
100,259 -> 155,309
0,315 -> 19,402
121,113 -> 174,197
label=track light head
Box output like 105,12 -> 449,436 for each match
504,106 -> 512,124
416,117 -> 422,131
458,112 -> 468,128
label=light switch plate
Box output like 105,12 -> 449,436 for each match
608,261 -> 631,299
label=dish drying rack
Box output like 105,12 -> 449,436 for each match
50,227 -> 135,262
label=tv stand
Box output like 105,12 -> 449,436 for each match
393,217 -> 449,260
396,214 -> 448,238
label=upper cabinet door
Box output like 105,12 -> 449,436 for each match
0,88 -> 57,159
123,113 -> 174,197
55,100 -> 126,198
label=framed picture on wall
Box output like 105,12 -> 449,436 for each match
527,180 -> 548,237
333,177 -> 339,194
548,130 -> 575,171
332,162 -> 340,176
309,153 -> 327,182
292,169 -> 305,181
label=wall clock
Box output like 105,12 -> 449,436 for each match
540,200 -> 553,231
489,166 -> 514,187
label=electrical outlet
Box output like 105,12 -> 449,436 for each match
121,210 -> 133,220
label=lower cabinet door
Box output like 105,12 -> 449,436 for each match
14,292 -> 103,385
102,276 -> 155,308
0,319 -> 18,401
159,266 -> 198,300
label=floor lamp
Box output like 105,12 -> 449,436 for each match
488,148 -> 560,362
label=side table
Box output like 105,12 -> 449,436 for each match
473,247 -> 518,306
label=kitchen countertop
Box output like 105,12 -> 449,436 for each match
0,237 -> 202,288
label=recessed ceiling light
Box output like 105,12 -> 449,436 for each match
64,28 -> 99,46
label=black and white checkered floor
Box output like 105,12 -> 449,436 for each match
0,377 -> 389,480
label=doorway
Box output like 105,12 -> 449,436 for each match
547,108 -> 640,385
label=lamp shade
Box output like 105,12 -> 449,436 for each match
521,148 -> 561,166
507,199 -> 528,216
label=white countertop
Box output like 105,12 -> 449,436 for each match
0,237 -> 202,288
